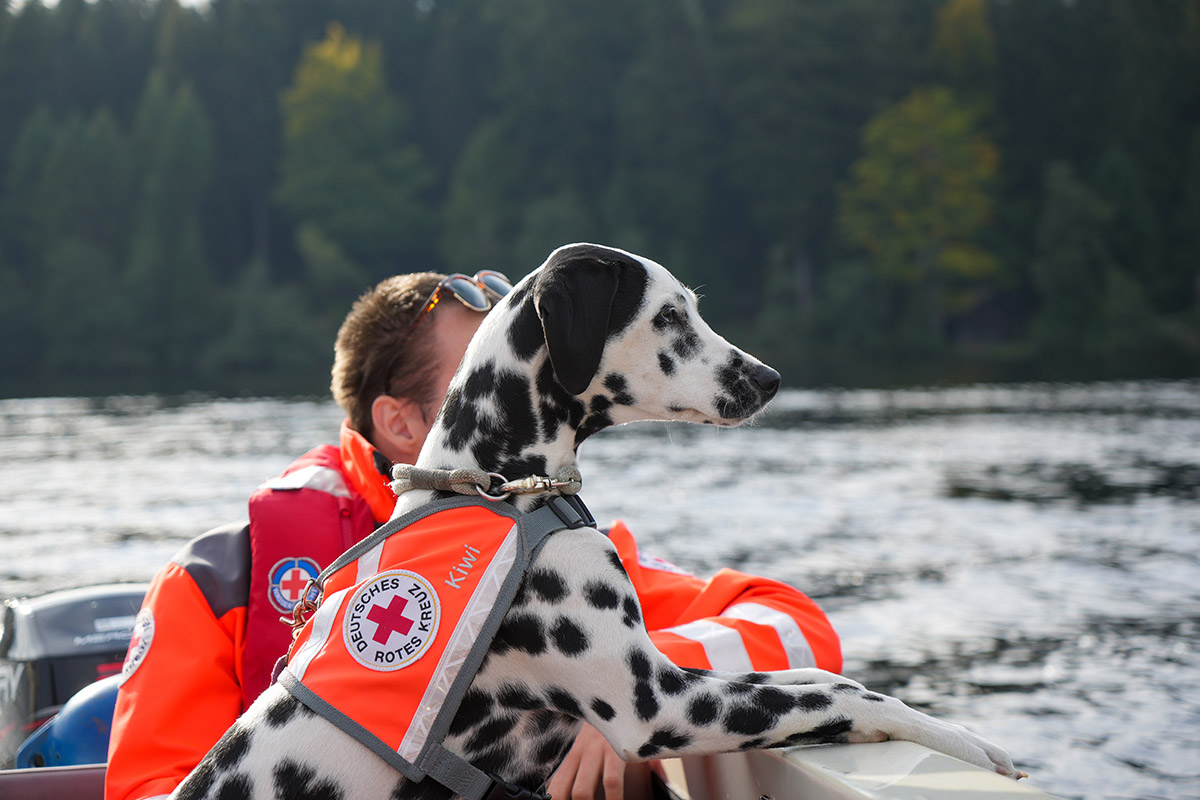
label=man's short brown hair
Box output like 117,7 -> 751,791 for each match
331,272 -> 446,441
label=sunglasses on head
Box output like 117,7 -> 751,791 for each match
405,270 -> 513,338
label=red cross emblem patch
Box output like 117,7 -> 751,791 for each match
344,569 -> 441,671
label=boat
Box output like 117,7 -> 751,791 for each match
1,585 -> 1061,800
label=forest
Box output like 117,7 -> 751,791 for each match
0,0 -> 1197,397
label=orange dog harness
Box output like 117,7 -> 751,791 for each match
278,495 -> 594,800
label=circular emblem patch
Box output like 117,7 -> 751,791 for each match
119,609 -> 154,686
268,557 -> 322,613
344,569 -> 441,671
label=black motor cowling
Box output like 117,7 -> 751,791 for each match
0,584 -> 147,768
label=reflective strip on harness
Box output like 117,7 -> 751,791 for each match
400,527 -> 517,762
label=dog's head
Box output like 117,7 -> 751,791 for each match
526,243 -> 780,430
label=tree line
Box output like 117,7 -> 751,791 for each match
0,0 -> 1197,397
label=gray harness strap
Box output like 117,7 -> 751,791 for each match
281,494 -> 596,800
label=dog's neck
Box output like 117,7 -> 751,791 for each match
392,299 -> 599,518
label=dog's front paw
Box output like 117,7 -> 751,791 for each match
867,700 -> 1018,778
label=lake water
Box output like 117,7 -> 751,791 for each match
1,381 -> 1198,800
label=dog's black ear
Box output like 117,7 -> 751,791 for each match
535,254 -> 621,395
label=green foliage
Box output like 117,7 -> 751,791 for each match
0,0 -> 1196,396
276,23 -> 434,275
837,86 -> 1001,341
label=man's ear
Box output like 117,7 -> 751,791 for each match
535,257 -> 619,396
370,394 -> 430,465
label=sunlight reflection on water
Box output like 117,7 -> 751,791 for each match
1,381 -> 1197,799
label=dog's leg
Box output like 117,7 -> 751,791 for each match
507,531 -> 1017,777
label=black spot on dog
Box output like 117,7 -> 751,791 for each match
636,727 -> 692,758
781,717 -> 854,745
726,681 -> 757,695
603,373 -> 635,405
628,649 -> 653,681
449,689 -> 495,735
493,613 -> 546,655
497,684 -> 542,711
635,681 -> 660,721
755,686 -> 799,715
551,616 -> 589,656
723,704 -> 775,736
584,581 -> 620,609
671,328 -> 700,360
527,568 -> 569,603
658,352 -> 676,375
796,691 -> 834,712
589,394 -> 614,414
265,694 -> 304,728
863,693 -> 886,703
215,774 -> 252,800
440,388 -> 471,452
547,687 -> 584,718
212,725 -> 252,772
467,715 -> 520,753
621,596 -> 641,628
832,683 -> 862,693
506,288 -> 542,361
658,667 -> 690,696
713,352 -> 768,419
274,759 -> 345,800
575,409 -> 613,447
738,737 -> 768,750
605,550 -> 629,579
742,672 -> 769,684
591,698 -> 616,721
687,693 -> 721,726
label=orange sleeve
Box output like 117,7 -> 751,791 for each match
609,520 -> 842,674
105,563 -> 247,800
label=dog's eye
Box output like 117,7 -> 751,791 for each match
657,307 -> 679,326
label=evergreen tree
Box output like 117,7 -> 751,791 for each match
275,22 -> 434,277
123,71 -> 218,376
837,86 -> 1001,343
1028,162 -> 1112,361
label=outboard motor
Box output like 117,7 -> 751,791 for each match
0,584 -> 147,768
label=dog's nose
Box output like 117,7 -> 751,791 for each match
754,365 -> 781,398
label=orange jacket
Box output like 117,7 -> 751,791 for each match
106,463 -> 840,800
105,425 -> 393,800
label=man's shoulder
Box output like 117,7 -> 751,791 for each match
169,521 -> 251,618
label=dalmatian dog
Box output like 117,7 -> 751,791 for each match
173,244 -> 1017,800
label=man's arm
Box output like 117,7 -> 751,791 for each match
609,520 -> 842,673
105,526 -> 249,800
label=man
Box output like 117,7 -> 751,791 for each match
106,270 -> 841,800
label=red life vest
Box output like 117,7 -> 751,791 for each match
279,495 -> 594,800
243,444 -> 381,705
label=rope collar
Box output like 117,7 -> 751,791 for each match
390,464 -> 582,502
